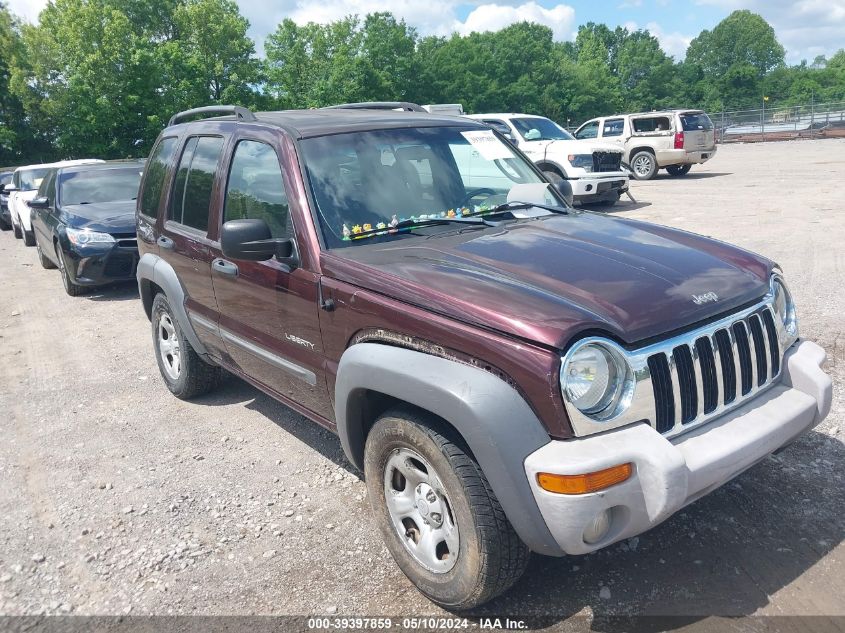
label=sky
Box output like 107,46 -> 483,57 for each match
7,0 -> 845,64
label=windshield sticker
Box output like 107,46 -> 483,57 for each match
460,130 -> 514,161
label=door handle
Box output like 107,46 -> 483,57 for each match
212,258 -> 238,277
158,236 -> 174,250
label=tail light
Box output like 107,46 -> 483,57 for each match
674,132 -> 684,149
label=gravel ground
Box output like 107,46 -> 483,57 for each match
0,139 -> 843,628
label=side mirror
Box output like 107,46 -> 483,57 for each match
28,197 -> 50,209
3,184 -> 17,193
552,180 -> 574,207
220,218 -> 299,269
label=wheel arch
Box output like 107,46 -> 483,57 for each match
137,252 -> 209,357
335,342 -> 561,555
535,160 -> 567,178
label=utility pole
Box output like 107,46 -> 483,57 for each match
762,95 -> 769,141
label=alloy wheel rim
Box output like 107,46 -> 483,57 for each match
383,447 -> 459,573
56,248 -> 70,290
634,155 -> 653,176
157,313 -> 181,380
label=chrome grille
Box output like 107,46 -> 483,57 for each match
560,285 -> 793,439
645,306 -> 783,437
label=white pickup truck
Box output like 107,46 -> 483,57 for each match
465,113 -> 629,206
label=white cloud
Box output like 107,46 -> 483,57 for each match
456,2 -> 576,40
617,0 -> 643,8
6,0 -> 47,23
645,21 -> 693,59
695,0 -> 845,63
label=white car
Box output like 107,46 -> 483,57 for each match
7,159 -> 103,245
465,113 -> 629,205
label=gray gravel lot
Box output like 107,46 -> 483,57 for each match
0,139 -> 843,627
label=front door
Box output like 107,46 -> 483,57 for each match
210,132 -> 331,420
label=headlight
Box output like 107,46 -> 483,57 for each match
771,276 -> 798,346
66,227 -> 115,246
567,154 -> 593,172
561,342 -> 631,418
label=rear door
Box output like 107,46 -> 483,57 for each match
678,111 -> 715,151
158,133 -> 229,357
210,129 -> 331,419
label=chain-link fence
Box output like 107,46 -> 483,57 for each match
710,100 -> 845,142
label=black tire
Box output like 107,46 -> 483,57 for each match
55,244 -> 87,296
23,228 -> 36,246
630,150 -> 658,180
542,169 -> 563,183
364,408 -> 529,609
151,293 -> 221,399
666,164 -> 692,177
0,216 -> 10,231
36,241 -> 56,269
13,221 -> 22,239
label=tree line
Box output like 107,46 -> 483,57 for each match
2,0 -> 844,165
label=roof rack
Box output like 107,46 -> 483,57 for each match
322,101 -> 426,113
167,105 -> 257,127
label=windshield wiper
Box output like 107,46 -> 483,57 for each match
348,216 -> 489,241
462,200 -> 570,218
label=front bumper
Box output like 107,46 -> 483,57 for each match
524,340 -> 831,556
61,240 -> 140,286
569,173 -> 629,199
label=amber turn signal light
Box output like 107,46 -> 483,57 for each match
537,463 -> 633,495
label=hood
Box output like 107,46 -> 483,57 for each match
323,212 -> 773,350
59,200 -> 136,233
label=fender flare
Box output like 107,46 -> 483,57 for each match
535,158 -> 570,179
335,342 -> 561,555
137,252 -> 209,357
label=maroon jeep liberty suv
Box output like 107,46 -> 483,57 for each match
136,105 -> 831,609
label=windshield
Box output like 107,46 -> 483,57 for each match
511,117 -> 574,141
0,173 -> 12,186
19,168 -> 51,191
301,126 -> 563,248
680,112 -> 714,131
59,167 -> 143,205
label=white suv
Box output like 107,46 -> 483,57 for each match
574,110 -> 716,180
7,159 -> 103,245
466,113 -> 629,206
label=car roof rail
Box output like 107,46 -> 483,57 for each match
167,105 -> 257,127
322,101 -> 426,112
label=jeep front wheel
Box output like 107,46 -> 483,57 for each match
630,150 -> 657,180
364,409 -> 529,609
151,293 -> 221,399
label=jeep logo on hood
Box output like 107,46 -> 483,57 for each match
692,291 -> 719,305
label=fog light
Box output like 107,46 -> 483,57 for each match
583,509 -> 611,544
585,184 -> 593,192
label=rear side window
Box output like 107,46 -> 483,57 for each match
632,116 -> 672,133
223,140 -> 291,239
603,118 -> 624,137
140,137 -> 177,218
169,136 -> 225,232
680,112 -> 714,131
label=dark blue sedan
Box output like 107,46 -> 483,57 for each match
29,160 -> 145,296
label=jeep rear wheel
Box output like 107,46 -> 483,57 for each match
666,164 -> 692,176
364,408 -> 529,609
151,293 -> 221,399
630,150 -> 657,180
